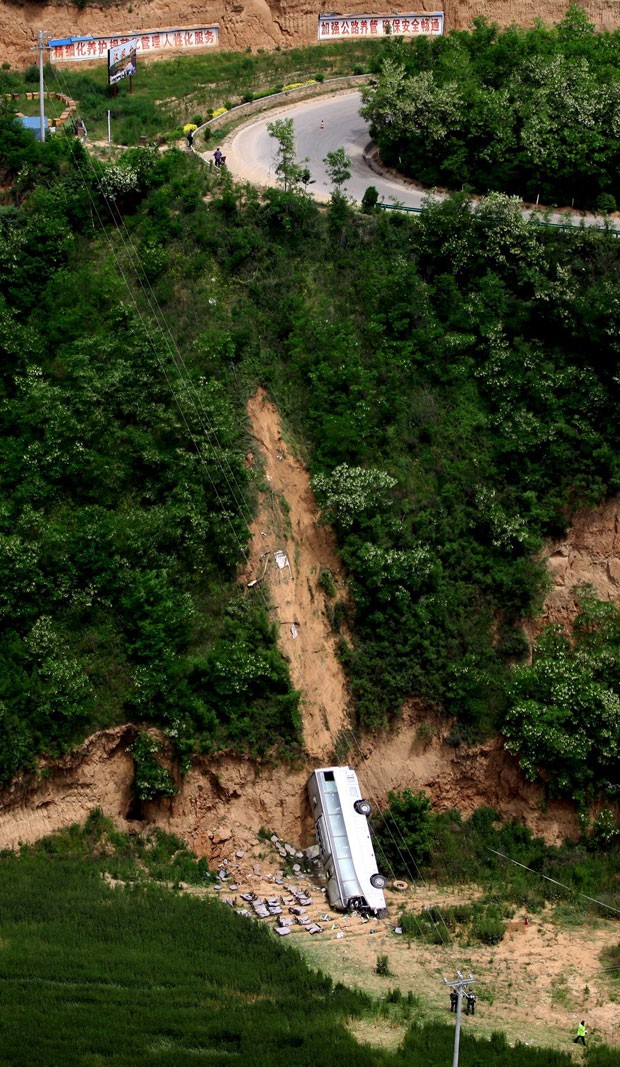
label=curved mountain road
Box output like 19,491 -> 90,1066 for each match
220,90 -> 429,209
216,90 -> 618,232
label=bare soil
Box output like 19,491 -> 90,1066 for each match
530,497 -> 620,637
3,0 -> 620,70
180,837 -> 620,1057
2,390 -> 620,1054
242,386 -> 351,761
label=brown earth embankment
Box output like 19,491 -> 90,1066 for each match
3,0 -> 620,69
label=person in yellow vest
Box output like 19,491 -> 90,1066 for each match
573,1021 -> 587,1046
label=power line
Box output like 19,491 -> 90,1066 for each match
487,848 -> 620,917
44,60 -> 269,601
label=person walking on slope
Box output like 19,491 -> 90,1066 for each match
574,1021 -> 587,1046
449,991 -> 458,1013
465,992 -> 477,1016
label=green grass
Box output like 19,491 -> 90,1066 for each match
2,42 -> 379,144
3,815 -> 620,1067
0,816 -> 378,1067
10,95 -> 66,119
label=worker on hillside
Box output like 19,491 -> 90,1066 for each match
465,991 -> 477,1016
449,990 -> 458,1012
574,1021 -> 587,1046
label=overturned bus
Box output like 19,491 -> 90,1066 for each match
307,766 -> 388,917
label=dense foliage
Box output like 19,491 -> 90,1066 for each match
362,6 -> 620,210
504,588 -> 620,801
0,116 -> 301,783
374,796 -> 620,915
4,65 -> 620,797
2,813 -> 619,1067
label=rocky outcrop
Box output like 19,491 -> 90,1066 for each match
3,0 -> 620,69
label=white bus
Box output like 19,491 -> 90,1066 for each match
307,766 -> 388,916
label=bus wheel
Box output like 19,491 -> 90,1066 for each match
354,799 -> 372,816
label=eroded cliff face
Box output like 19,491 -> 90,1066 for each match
2,0 -> 620,69
6,389 -> 615,858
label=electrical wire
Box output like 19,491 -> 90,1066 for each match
45,62 -> 278,614
487,848 -> 620,917
39,63 -> 509,991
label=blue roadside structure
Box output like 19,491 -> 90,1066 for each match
17,115 -> 50,141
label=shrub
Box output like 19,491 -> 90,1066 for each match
596,193 -> 617,214
362,185 -> 379,213
373,789 -> 434,876
318,567 -> 337,598
471,916 -> 506,944
128,733 -> 178,802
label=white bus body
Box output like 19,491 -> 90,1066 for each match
307,766 -> 387,916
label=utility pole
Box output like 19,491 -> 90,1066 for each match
37,30 -> 47,143
444,971 -> 475,1067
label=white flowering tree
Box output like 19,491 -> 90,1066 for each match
361,60 -> 463,162
312,463 -> 397,529
503,591 -> 620,800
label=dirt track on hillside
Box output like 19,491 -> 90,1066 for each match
4,386 -> 613,857
242,387 -> 351,760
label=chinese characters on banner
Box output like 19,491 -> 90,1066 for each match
317,13 -> 444,38
49,26 -> 219,64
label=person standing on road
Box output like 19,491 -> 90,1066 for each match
574,1022 -> 587,1046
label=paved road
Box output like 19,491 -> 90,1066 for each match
221,90 -> 431,209
218,90 -> 620,232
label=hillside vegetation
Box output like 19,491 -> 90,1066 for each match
2,27 -> 620,803
362,6 -> 620,210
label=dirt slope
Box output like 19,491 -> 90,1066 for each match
5,393 -> 619,854
242,386 -> 351,760
3,397 -> 620,1056
3,0 -> 620,69
534,497 -> 620,634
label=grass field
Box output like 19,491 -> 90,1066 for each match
0,815 -> 378,1067
2,814 -> 620,1067
1,41 -> 381,143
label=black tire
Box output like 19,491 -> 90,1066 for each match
370,873 -> 387,890
354,799 -> 372,816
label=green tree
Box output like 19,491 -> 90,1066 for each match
503,591 -> 620,800
323,147 -> 352,192
267,117 -> 305,192
312,464 -> 397,530
374,789 -> 434,876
